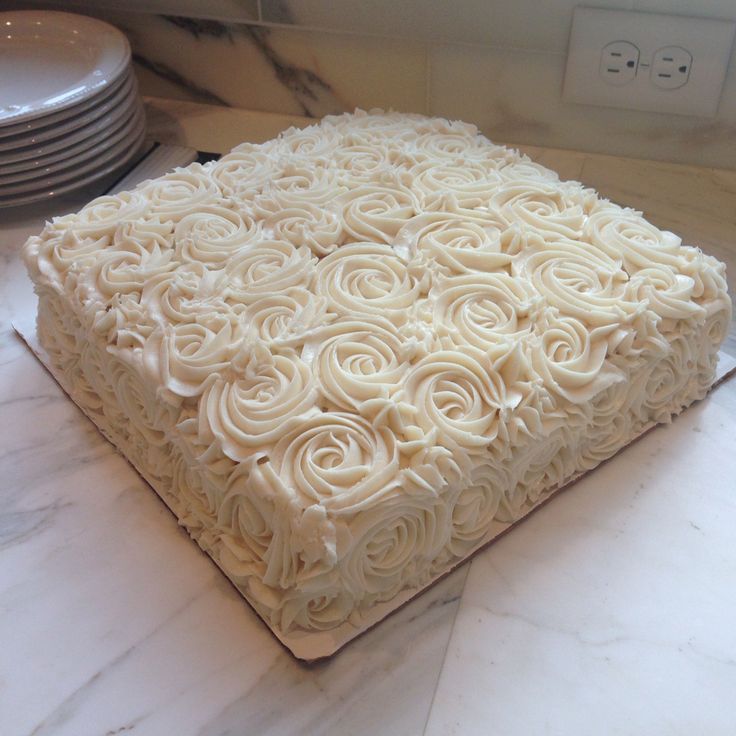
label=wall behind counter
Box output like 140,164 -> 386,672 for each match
8,0 -> 736,169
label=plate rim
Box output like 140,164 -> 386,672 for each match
0,129 -> 148,207
0,112 -> 146,196
0,77 -> 139,156
0,104 -> 144,184
0,69 -> 136,149
0,62 -> 132,140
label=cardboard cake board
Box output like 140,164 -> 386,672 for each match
13,316 -> 736,662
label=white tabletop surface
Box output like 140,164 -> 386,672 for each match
1,100 -> 735,736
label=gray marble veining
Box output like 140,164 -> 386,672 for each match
425,382 -> 736,735
7,0 -> 736,168
123,15 -> 347,117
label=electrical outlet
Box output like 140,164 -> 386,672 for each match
600,41 -> 639,85
650,46 -> 692,89
563,8 -> 736,118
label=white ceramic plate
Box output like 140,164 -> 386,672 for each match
0,11 -> 131,126
0,78 -> 139,158
0,71 -> 137,152
0,62 -> 132,140
0,102 -> 141,176
0,130 -> 148,208
0,104 -> 144,184
0,111 -> 145,197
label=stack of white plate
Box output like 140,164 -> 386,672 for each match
0,11 -> 146,208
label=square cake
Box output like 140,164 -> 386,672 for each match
23,111 -> 731,658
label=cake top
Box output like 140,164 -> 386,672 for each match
25,108 -> 730,518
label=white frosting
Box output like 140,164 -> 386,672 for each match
24,109 -> 732,636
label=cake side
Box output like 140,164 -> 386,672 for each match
23,111 -> 732,639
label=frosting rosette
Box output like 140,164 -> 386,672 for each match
78,340 -> 118,414
83,241 -> 176,300
681,248 -> 730,306
49,189 -> 150,239
277,124 -> 341,159
585,204 -> 684,273
245,287 -> 330,346
199,344 -> 318,460
445,461 -> 509,557
333,142 -> 407,183
327,110 -> 425,141
215,460 -> 295,587
143,320 -> 241,399
113,218 -> 174,255
174,205 -> 261,266
493,183 -> 586,241
625,264 -> 705,328
89,292 -> 155,350
224,240 -> 316,305
141,263 -> 235,329
137,165 -> 222,222
339,177 -> 418,243
432,273 -> 538,352
30,292 -> 75,351
499,431 -> 577,519
498,157 -> 560,184
27,230 -> 108,287
315,243 -> 423,323
401,345 -> 513,453
311,318 -> 411,411
34,287 -> 86,380
398,212 -> 513,275
702,301 -> 732,348
411,128 -> 512,166
258,196 -> 345,257
277,588 -> 355,633
336,125 -> 416,149
107,354 -> 171,449
170,449 -> 212,531
271,411 -> 401,513
57,351 -> 102,420
265,161 -> 344,206
410,159 -> 502,208
530,310 -> 624,404
210,145 -> 277,199
641,335 -> 694,422
340,493 -> 451,602
513,240 -> 636,327
578,376 -> 648,470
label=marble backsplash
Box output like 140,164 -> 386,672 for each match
6,0 -> 736,168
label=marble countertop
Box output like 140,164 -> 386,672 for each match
2,98 -> 735,736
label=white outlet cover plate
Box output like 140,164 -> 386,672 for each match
563,7 -> 736,118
